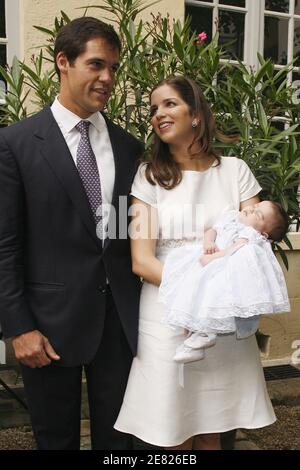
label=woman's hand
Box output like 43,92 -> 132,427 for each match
200,254 -> 213,266
200,238 -> 248,266
200,250 -> 225,266
203,241 -> 220,254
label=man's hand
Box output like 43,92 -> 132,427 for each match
12,330 -> 60,368
203,241 -> 219,254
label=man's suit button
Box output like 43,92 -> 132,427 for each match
98,285 -> 106,294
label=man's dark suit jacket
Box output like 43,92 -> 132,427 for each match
0,106 -> 143,366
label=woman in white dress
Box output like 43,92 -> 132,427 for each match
114,76 -> 276,450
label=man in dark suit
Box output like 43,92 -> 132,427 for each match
0,17 -> 143,450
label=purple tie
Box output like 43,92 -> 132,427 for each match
75,120 -> 102,231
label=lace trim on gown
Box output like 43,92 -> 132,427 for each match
157,236 -> 201,249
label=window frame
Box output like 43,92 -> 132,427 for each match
4,0 -> 20,66
0,0 -> 7,69
185,0 -> 300,75
0,0 -> 20,104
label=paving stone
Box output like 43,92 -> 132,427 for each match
1,372 -> 300,450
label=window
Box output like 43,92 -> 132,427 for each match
185,0 -> 300,77
185,1 -> 246,61
185,1 -> 299,230
0,0 -> 7,70
0,0 -> 20,104
0,0 -> 6,104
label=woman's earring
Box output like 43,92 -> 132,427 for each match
192,119 -> 198,128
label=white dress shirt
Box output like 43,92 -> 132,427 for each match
51,97 -> 115,214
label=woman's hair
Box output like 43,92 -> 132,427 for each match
145,75 -> 221,189
268,202 -> 290,242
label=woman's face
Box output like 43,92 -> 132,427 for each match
150,84 -> 196,148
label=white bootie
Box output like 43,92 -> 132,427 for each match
173,343 -> 205,364
184,332 -> 217,349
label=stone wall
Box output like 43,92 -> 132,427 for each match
261,233 -> 300,365
21,0 -> 184,63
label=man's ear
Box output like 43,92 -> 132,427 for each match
56,52 -> 69,76
262,232 -> 269,239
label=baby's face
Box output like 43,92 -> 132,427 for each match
239,201 -> 275,236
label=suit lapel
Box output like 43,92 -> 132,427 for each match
103,118 -> 135,251
34,107 -> 102,250
107,119 -> 129,207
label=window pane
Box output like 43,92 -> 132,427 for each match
0,43 -> 6,68
185,6 -> 213,42
271,120 -> 286,132
219,1 -> 245,7
219,10 -> 245,60
264,16 -> 288,64
294,20 -> 300,66
292,70 -> 300,81
265,0 -> 289,14
0,0 -> 6,38
295,0 -> 300,15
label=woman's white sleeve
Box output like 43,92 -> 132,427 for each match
130,163 -> 157,207
238,159 -> 262,202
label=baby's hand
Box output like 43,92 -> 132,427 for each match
203,241 -> 219,254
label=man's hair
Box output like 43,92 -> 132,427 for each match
54,17 -> 121,78
269,201 -> 290,242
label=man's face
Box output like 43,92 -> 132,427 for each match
57,37 -> 120,118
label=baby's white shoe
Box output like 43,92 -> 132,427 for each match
184,332 -> 217,349
173,344 -> 205,364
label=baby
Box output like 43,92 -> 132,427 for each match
159,201 -> 291,364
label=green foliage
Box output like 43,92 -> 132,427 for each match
0,0 -> 299,253
0,56 -> 29,124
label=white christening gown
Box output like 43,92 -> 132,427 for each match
159,210 -> 290,335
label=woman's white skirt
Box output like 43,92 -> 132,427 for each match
114,281 -> 276,447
